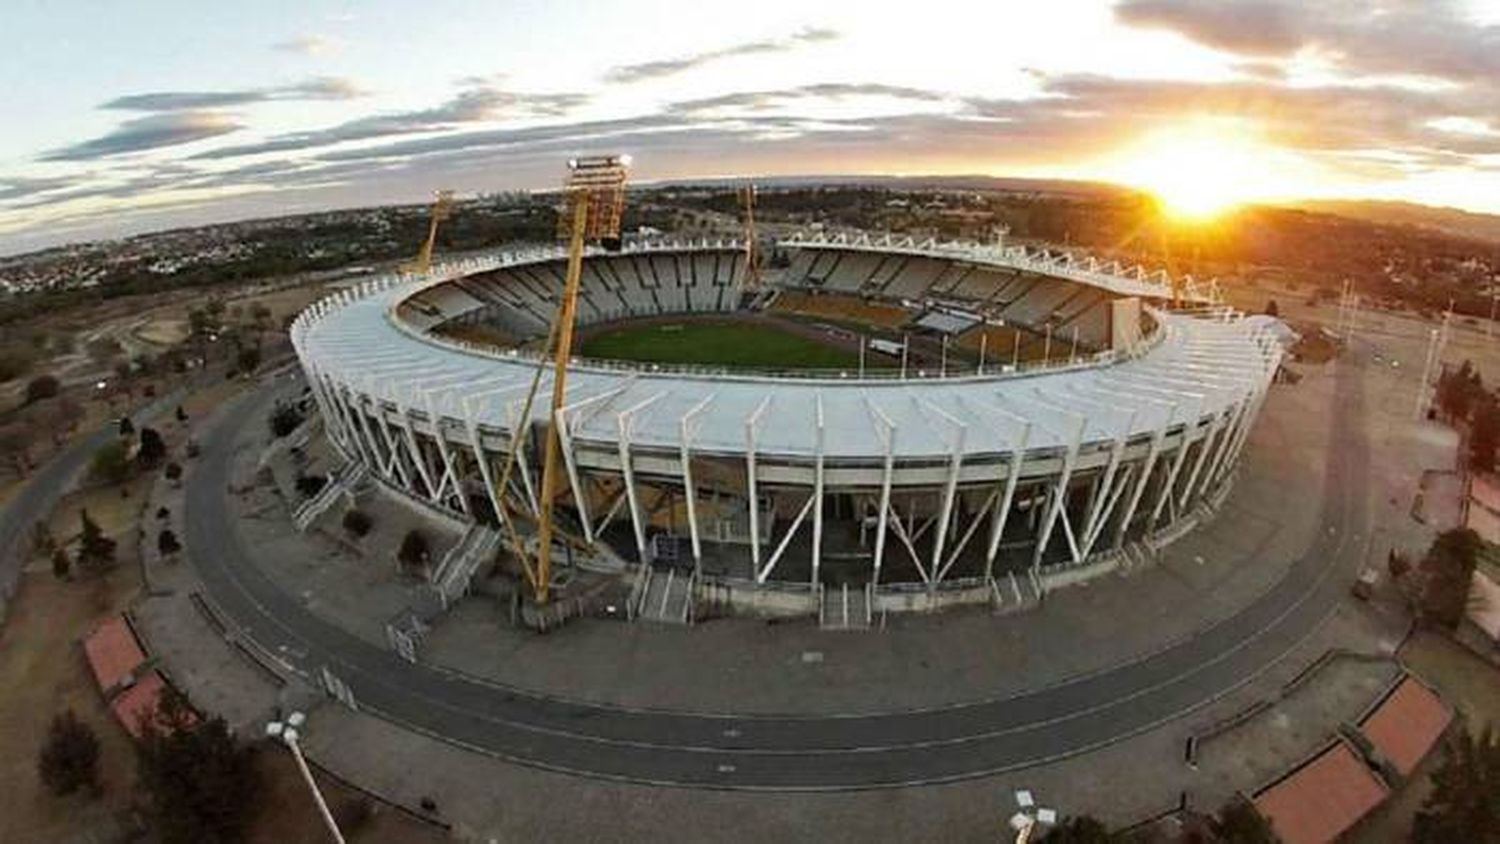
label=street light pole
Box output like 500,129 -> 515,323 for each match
268,713 -> 345,844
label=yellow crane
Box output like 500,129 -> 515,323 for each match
403,189 -> 454,274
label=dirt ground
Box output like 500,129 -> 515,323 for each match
0,363 -> 444,842
0,473 -> 157,841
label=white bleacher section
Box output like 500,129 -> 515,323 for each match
422,249 -> 746,340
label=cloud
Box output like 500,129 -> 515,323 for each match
274,35 -> 339,56
1114,0 -> 1500,82
667,83 -> 950,115
0,175 -> 77,201
192,85 -> 590,160
606,26 -> 838,83
40,112 -> 244,161
102,77 -> 365,111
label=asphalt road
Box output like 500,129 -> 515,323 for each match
185,357 -> 1368,790
0,388 -> 187,627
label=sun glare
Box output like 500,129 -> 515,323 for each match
1106,120 -> 1274,221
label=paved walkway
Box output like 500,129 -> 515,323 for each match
127,319 -> 1453,835
171,340 -> 1382,789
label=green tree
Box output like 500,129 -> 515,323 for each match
89,440 -> 131,485
398,529 -> 430,573
76,509 -> 116,574
24,373 -> 61,404
37,710 -> 101,796
51,547 -> 71,580
1412,727 -> 1500,843
1419,528 -> 1481,630
1046,815 -> 1114,843
135,690 -> 263,844
267,402 -> 303,438
234,344 -> 261,375
137,426 -> 167,468
158,529 -> 181,557
1472,395 -> 1500,474
1216,797 -> 1280,843
342,508 -> 372,538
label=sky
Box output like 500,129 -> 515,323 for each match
5,0 -> 1500,254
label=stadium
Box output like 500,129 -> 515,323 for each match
289,231 -> 1282,623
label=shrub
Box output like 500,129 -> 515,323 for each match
342,508 -> 373,538
158,529 -> 181,557
89,441 -> 131,485
138,427 -> 167,468
398,530 -> 430,571
51,548 -> 71,580
76,509 -> 117,574
24,374 -> 61,404
37,710 -> 100,796
268,402 -> 303,438
235,345 -> 261,374
136,691 -> 262,844
1419,528 -> 1481,630
164,462 -> 183,485
294,474 -> 327,498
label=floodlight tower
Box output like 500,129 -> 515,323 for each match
740,183 -> 761,291
403,189 -> 454,274
533,155 -> 630,604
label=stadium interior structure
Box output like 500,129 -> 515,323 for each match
291,232 -> 1282,621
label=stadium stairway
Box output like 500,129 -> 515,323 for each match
632,564 -> 696,624
819,582 -> 874,630
990,570 -> 1043,615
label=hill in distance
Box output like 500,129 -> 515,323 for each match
1289,198 -> 1500,245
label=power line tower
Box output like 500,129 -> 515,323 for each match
403,190 -> 454,274
531,155 -> 630,605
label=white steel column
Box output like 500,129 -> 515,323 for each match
862,399 -> 896,586
811,395 -> 826,589
745,396 -> 772,570
615,393 -> 666,565
922,400 -> 967,583
1115,404 -> 1176,548
1149,398 -> 1204,530
1034,414 -> 1086,567
679,394 -> 716,573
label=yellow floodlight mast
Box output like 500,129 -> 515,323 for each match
532,155 -> 630,604
740,183 -> 761,291
404,189 -> 454,274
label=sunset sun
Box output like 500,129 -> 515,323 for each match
1106,120 -> 1273,221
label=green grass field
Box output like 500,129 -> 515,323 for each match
580,321 -> 869,370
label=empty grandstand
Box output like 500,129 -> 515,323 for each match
291,232 -> 1277,617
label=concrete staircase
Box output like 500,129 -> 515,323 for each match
819,583 -> 873,630
989,570 -> 1043,615
432,524 -> 501,607
633,566 -> 696,624
292,461 -> 367,531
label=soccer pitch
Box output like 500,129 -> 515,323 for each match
579,320 -> 869,370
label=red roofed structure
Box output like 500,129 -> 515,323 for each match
1254,741 -> 1389,844
1359,676 -> 1452,776
82,614 -> 146,692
